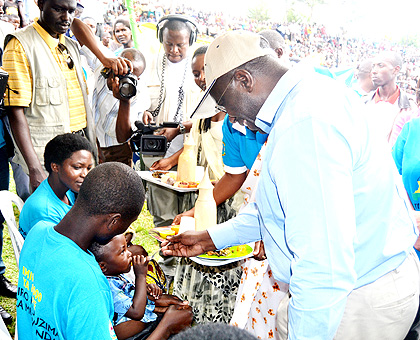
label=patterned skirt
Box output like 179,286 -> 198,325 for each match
173,257 -> 242,324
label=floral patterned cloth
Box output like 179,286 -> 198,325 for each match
230,141 -> 289,339
230,259 -> 288,339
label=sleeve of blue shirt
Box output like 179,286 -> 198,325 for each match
272,117 -> 357,340
392,123 -> 408,175
222,115 -> 247,174
209,202 -> 263,249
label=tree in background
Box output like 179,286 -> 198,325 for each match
248,4 -> 270,22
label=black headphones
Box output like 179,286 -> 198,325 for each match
156,14 -> 199,46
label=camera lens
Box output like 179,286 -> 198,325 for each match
145,139 -> 162,150
119,79 -> 136,99
140,135 -> 167,155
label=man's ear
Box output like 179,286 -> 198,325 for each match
393,65 -> 401,76
106,213 -> 122,231
233,69 -> 254,93
98,261 -> 107,274
275,47 -> 284,59
37,0 -> 44,11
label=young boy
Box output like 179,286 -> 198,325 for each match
90,234 -> 193,340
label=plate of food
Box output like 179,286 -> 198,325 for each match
137,171 -> 199,192
198,244 -> 253,260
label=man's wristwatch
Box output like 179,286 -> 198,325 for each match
179,123 -> 186,134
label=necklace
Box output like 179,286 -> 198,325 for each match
150,54 -> 188,124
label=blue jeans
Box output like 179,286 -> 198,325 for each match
0,145 -> 9,275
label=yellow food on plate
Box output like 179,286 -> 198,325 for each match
159,229 -> 175,238
170,225 -> 180,234
236,245 -> 248,253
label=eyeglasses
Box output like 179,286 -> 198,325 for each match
214,76 -> 234,114
57,43 -> 74,69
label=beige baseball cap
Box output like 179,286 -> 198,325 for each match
190,31 -> 274,119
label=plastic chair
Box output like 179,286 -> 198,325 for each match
0,190 -> 23,340
0,316 -> 12,340
0,191 -> 24,267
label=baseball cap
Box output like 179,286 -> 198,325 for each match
190,31 -> 274,119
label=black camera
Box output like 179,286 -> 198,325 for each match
130,121 -> 178,156
100,67 -> 137,99
0,69 -> 9,118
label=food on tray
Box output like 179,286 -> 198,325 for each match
170,225 -> 180,234
159,229 -> 175,238
160,172 -> 177,185
149,171 -> 199,189
174,181 -> 189,188
187,181 -> 199,188
206,248 -> 232,257
152,171 -> 168,179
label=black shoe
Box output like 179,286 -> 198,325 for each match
0,275 -> 16,299
0,305 -> 12,325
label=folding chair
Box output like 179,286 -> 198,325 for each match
0,191 -> 24,267
0,190 -> 25,340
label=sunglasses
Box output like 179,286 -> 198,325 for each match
214,76 -> 234,114
57,43 -> 74,70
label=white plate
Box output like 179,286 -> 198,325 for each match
137,171 -> 198,193
190,255 -> 247,267
190,242 -> 255,266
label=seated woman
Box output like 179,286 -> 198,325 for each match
19,133 -> 94,238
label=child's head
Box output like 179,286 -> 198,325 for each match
124,232 -> 148,257
90,234 -> 132,276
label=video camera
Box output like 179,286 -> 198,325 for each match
130,121 -> 178,156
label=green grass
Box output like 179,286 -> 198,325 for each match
0,169 -> 159,338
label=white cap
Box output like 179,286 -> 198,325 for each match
190,31 -> 274,119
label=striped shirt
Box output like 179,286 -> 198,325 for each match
93,71 -> 150,147
3,19 -> 87,131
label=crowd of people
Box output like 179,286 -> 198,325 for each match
0,0 -> 419,339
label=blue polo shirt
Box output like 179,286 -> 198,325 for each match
221,115 -> 267,173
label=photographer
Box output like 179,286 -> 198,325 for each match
93,48 -> 150,165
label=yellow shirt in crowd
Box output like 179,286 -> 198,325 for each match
3,19 -> 87,132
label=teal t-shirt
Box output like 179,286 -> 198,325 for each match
19,178 -> 76,238
17,222 -> 117,340
392,117 -> 420,211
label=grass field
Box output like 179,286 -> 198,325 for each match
0,173 -> 159,338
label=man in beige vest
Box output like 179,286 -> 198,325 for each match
2,0 -> 130,193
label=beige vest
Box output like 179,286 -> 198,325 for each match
5,26 -> 97,173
